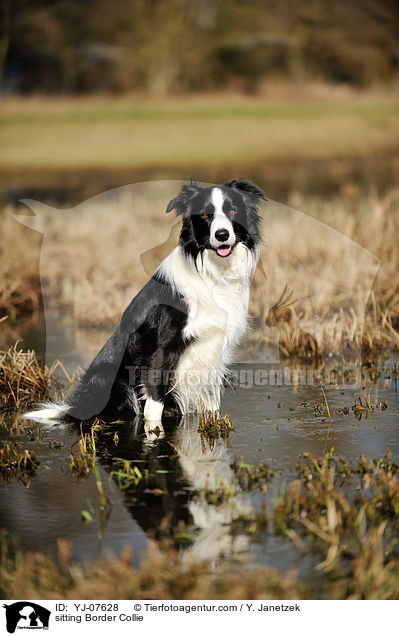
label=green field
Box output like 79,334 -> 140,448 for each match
1,94 -> 398,170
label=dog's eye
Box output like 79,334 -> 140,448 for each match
229,210 -> 236,215
202,213 -> 209,219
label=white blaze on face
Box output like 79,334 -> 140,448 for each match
210,188 -> 235,256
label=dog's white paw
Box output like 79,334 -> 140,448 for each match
144,397 -> 164,422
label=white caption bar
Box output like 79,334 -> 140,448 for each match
2,600 -> 398,635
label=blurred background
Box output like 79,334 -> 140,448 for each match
1,0 -> 398,204
1,0 -> 399,358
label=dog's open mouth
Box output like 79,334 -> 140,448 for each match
216,245 -> 232,257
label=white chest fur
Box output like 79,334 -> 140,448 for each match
158,244 -> 257,413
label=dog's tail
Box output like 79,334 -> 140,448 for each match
23,401 -> 70,423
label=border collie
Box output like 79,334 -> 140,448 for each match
24,179 -> 266,424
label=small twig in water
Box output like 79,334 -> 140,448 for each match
320,386 -> 332,453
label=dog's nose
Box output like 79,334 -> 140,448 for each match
215,228 -> 230,242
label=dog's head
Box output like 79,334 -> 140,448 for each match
166,179 -> 266,263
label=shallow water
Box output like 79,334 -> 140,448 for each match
1,353 -> 398,582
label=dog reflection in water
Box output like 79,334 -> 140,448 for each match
142,417 -> 254,564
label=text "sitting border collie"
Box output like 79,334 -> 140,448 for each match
25,179 -> 266,424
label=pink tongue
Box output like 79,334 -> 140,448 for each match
217,246 -> 232,257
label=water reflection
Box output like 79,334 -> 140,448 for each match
94,415 -> 253,564
0,355 -> 398,574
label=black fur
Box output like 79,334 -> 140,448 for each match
67,272 -> 191,420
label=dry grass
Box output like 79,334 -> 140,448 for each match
1,535 -> 396,600
247,188 -> 399,357
0,215 -> 42,318
0,343 -> 72,408
0,539 -> 302,600
1,185 -> 399,358
3,182 -> 179,328
272,450 -> 399,598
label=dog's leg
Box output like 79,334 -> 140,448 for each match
203,395 -> 221,415
144,397 -> 164,422
143,398 -> 165,442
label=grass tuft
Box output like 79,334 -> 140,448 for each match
68,430 -> 97,478
198,406 -> 234,451
0,343 -> 73,408
0,441 -> 40,487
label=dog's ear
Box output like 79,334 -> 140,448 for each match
166,180 -> 203,215
224,179 -> 267,202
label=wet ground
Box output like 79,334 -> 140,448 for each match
1,352 -> 398,584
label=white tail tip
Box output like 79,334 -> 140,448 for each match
23,402 -> 69,423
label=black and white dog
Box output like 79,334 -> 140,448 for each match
25,179 -> 266,424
